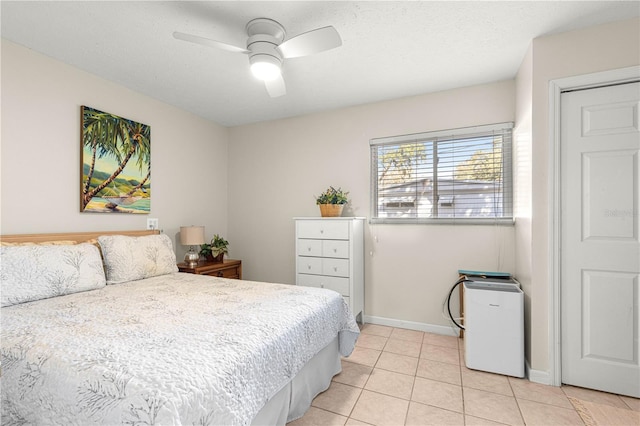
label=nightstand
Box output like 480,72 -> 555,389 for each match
177,259 -> 242,279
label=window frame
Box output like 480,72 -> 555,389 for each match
370,122 -> 514,225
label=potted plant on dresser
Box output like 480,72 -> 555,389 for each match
315,186 -> 349,217
199,234 -> 229,262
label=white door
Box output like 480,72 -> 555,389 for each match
561,82 -> 640,397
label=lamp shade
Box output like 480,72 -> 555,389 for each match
180,226 -> 205,246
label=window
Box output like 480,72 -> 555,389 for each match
370,123 -> 513,224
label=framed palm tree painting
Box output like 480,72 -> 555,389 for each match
81,106 -> 151,213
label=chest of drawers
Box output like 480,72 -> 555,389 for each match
294,217 -> 364,323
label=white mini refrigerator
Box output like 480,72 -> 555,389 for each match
464,279 -> 524,377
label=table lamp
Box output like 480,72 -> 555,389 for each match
180,226 -> 205,267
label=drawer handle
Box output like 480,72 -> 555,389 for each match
333,267 -> 338,272
320,284 -> 324,288
307,265 -> 311,270
333,248 -> 337,253
307,247 -> 311,252
320,229 -> 324,234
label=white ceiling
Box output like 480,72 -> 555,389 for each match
2,1 -> 639,127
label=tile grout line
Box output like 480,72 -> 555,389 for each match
621,397 -> 638,411
509,375 -> 528,426
458,337 -> 469,426
344,381 -> 364,424
402,332 -> 426,425
348,337 -> 381,425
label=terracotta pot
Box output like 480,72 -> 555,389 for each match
319,204 -> 344,217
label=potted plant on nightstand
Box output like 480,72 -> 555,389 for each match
199,234 -> 229,262
315,186 -> 349,217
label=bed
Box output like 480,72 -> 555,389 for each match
0,230 -> 360,425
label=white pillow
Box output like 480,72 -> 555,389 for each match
0,243 -> 106,307
98,234 -> 178,284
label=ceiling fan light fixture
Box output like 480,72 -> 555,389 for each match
250,54 -> 282,81
174,17 -> 342,97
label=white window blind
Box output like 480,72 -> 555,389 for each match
370,123 -> 514,224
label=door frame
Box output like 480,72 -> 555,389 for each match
548,65 -> 640,387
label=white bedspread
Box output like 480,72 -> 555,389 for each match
1,273 -> 360,425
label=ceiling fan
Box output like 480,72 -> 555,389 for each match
173,18 -> 342,98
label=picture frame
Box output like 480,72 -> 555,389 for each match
80,106 -> 151,213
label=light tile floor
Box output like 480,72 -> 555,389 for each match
288,324 -> 640,426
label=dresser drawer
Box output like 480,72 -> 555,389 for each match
298,239 -> 349,259
322,258 -> 350,277
297,274 -> 350,296
297,220 -> 349,239
297,239 -> 322,256
297,257 -> 349,277
297,256 -> 322,275
204,265 -> 240,279
322,240 -> 349,258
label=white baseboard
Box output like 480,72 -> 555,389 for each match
526,359 -> 553,385
363,315 -> 459,337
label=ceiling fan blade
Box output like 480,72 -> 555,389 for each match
277,26 -> 342,59
173,31 -> 248,54
264,74 -> 286,98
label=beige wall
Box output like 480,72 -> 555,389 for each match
524,17 -> 640,375
228,81 -> 517,332
514,45 -> 534,366
0,39 -> 230,258
1,37 -> 517,333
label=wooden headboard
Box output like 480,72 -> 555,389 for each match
0,229 -> 160,244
